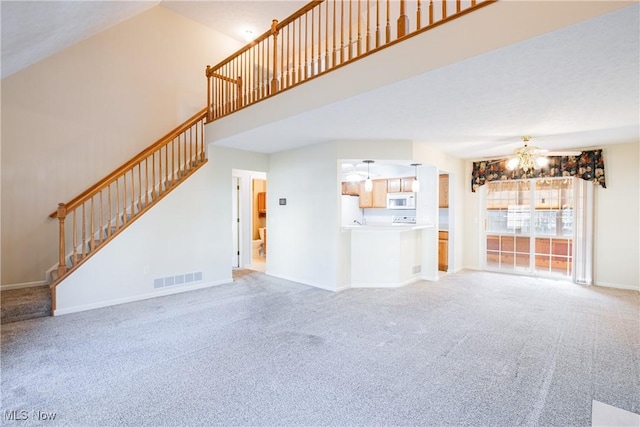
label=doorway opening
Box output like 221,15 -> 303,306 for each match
251,178 -> 267,272
231,169 -> 267,273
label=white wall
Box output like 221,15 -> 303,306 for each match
55,162 -> 223,314
267,142 -> 340,290
1,6 -> 241,286
412,142 -> 468,274
209,146 -> 269,279
594,142 -> 639,290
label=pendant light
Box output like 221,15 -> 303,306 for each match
410,163 -> 421,192
363,160 -> 374,192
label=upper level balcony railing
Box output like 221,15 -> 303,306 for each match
206,0 -> 494,122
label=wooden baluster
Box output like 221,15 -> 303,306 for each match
348,0 -> 352,60
206,66 -> 212,121
298,17 -> 303,83
152,151 -> 157,199
145,158 -> 149,206
271,19 -> 279,94
457,0 -> 461,13
81,203 -> 87,257
366,0 -> 371,52
115,178 -> 121,230
325,1 -> 329,70
99,190 -> 104,245
317,4 -> 322,72
137,162 -> 142,209
129,169 -> 134,218
417,0 -> 422,30
357,0 -> 362,56
429,0 -> 434,25
332,0 -> 337,66
376,0 -> 380,48
339,0 -> 344,63
311,9 -> 315,76
304,13 -> 309,78
280,23 -> 285,88
385,0 -> 390,43
442,0 -> 447,19
398,0 -> 408,38
200,120 -> 205,162
472,0 -> 476,7
57,203 -> 67,277
107,184 -> 112,238
72,209 -> 78,265
183,132 -> 187,175
122,173 -> 127,225
89,197 -> 96,252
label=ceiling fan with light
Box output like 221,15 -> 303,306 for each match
341,162 -> 379,182
485,136 -> 582,172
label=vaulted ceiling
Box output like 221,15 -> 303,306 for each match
2,1 -> 638,159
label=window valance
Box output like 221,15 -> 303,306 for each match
471,149 -> 606,192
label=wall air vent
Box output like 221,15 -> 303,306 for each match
153,272 -> 203,290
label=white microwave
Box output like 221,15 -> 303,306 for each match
387,192 -> 416,210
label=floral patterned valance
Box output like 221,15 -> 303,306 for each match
471,149 -> 606,192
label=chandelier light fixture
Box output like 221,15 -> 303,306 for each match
410,163 -> 422,192
363,160 -> 374,192
506,136 -> 549,172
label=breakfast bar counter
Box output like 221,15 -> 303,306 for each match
342,224 -> 435,288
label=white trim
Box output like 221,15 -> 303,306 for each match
266,272 -> 335,292
420,274 -> 439,282
595,282 -> 639,292
1,280 -> 47,291
351,276 -> 422,288
53,279 -> 231,316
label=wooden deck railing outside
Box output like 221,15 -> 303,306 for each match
206,0 -> 494,122
49,108 -> 208,292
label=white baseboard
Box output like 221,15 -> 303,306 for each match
54,279 -> 231,316
266,272 -> 336,292
595,282 -> 639,292
1,281 -> 47,291
351,276 -> 421,288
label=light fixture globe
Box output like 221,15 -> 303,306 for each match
363,160 -> 375,192
410,163 -> 422,192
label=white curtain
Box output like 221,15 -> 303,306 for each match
573,178 -> 594,285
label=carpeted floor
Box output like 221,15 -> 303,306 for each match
1,270 -> 638,426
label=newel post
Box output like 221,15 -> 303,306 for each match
206,65 -> 212,121
57,203 -> 67,277
270,19 -> 280,95
397,0 -> 409,38
237,76 -> 243,108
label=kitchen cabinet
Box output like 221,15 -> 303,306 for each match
341,181 -> 359,196
401,177 -> 416,192
438,231 -> 448,271
439,174 -> 449,208
387,178 -> 401,193
257,192 -> 266,214
359,179 -> 388,208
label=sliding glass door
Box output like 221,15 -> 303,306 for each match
484,178 -> 574,279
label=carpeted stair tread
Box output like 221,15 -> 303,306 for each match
1,286 -> 51,324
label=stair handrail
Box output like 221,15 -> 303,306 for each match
206,0 -> 495,122
48,107 -> 209,293
49,107 -> 207,218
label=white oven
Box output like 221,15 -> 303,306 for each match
386,192 -> 416,210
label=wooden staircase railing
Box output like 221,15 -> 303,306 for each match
48,108 -> 208,300
206,0 -> 495,122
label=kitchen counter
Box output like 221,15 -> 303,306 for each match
345,224 -> 436,288
341,224 -> 435,231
